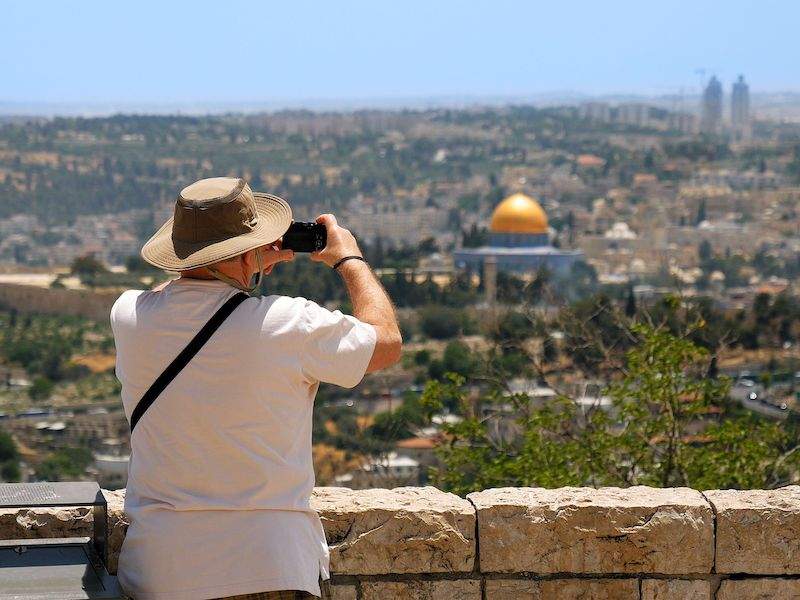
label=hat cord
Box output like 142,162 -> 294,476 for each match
206,250 -> 263,294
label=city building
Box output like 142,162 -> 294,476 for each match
333,451 -> 421,489
345,196 -> 450,247
578,102 -> 612,123
617,103 -> 651,128
453,192 -> 584,276
731,75 -> 751,139
701,76 -> 723,134
668,112 -> 698,134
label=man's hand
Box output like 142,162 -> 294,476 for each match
309,214 -> 362,268
257,241 -> 294,275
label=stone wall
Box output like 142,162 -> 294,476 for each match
2,485 -> 800,599
0,282 -> 118,322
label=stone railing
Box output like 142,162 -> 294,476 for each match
2,485 -> 800,599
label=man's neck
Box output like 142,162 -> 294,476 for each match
179,267 -> 216,280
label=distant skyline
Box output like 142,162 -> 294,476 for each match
3,0 -> 799,111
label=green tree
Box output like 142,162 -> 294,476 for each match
0,430 -> 20,482
368,392 -> 428,443
624,286 -> 637,317
603,325 -> 729,487
28,376 -> 54,400
418,306 -> 472,340
413,349 -> 431,366
125,254 -> 161,274
442,341 -> 476,377
35,446 -> 93,481
695,199 -> 707,225
698,240 -> 713,263
70,253 -> 108,276
1,460 -> 21,482
421,325 -> 799,495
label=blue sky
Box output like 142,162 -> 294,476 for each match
2,0 -> 798,105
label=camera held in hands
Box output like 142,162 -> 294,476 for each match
281,221 -> 327,252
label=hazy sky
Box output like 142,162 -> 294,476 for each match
3,0 -> 798,106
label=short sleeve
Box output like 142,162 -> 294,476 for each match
301,300 -> 377,388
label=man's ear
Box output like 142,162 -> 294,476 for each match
242,249 -> 258,276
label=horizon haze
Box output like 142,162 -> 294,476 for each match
3,0 -> 800,116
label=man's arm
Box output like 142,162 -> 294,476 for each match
310,214 -> 402,372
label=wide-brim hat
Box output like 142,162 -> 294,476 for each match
141,177 -> 292,271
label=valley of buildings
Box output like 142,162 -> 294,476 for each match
1,79 -> 800,488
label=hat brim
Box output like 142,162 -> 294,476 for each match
141,192 -> 293,272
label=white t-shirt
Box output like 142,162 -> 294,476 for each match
110,278 -> 376,600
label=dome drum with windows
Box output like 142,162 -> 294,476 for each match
454,192 -> 583,275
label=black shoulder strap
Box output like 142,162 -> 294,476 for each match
129,292 -> 249,434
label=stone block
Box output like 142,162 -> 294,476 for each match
705,487 -> 800,574
468,486 -> 713,574
360,579 -> 480,600
484,580 -> 538,599
485,578 -> 638,599
103,488 -> 129,575
325,583 -> 357,600
641,579 -> 710,600
717,578 -> 800,600
311,486 -> 475,575
0,505 -> 92,539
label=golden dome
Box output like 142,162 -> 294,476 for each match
489,193 -> 548,234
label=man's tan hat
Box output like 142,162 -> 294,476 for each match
141,177 -> 292,271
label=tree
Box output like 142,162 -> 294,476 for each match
0,430 -> 20,482
413,349 -> 431,366
462,223 -> 488,248
368,392 -> 429,442
442,341 -> 476,377
70,254 -> 108,276
418,306 -> 471,340
695,199 -> 707,225
561,293 -> 631,374
420,325 -> 800,495
35,446 -> 93,481
1,460 -> 20,482
625,286 -> 637,317
698,240 -> 713,263
29,376 -> 54,400
603,325 -> 729,487
643,149 -> 655,170
125,255 -> 161,274
523,269 -> 550,305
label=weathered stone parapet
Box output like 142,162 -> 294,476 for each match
704,486 -> 800,575
103,488 -> 129,575
0,503 -> 92,539
716,578 -> 800,600
468,486 -> 714,574
311,486 -> 475,575
2,484 -> 800,599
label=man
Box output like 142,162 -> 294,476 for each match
111,177 -> 401,599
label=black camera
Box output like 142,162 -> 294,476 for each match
281,221 -> 327,252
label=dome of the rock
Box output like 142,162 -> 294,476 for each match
454,191 -> 582,281
489,193 -> 548,234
